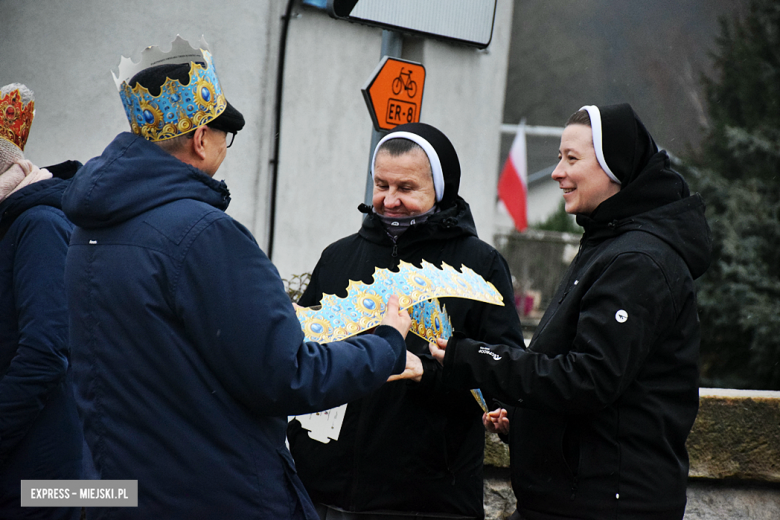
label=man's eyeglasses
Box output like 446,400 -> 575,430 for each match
226,132 -> 236,149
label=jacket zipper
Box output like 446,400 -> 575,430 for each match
557,217 -> 631,304
558,236 -> 585,303
390,242 -> 401,270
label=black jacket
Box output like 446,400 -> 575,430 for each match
442,152 -> 711,520
288,199 -> 525,518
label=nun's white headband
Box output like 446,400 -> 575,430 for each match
371,131 -> 445,202
580,105 -> 621,185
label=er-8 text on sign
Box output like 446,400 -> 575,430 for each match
386,99 -> 416,125
362,56 -> 425,132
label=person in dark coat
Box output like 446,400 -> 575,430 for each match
63,38 -> 414,520
431,104 -> 712,520
288,123 -> 526,519
0,83 -> 82,519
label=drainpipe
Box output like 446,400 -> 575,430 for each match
267,0 -> 296,260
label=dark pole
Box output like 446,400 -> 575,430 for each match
363,30 -> 403,208
267,0 -> 296,260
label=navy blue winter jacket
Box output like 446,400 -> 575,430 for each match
0,177 -> 82,517
62,132 -> 406,519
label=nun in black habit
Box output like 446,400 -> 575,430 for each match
288,122 -> 525,519
432,104 -> 712,520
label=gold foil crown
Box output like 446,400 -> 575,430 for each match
112,35 -> 226,141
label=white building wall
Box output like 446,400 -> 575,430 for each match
274,0 -> 514,279
0,0 -> 281,240
272,9 -> 381,279
2,0 -> 515,282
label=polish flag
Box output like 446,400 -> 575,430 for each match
498,120 -> 528,232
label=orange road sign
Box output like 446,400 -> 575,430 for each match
362,56 -> 425,132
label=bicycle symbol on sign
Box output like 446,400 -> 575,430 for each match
392,68 -> 418,98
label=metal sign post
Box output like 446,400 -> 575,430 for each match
327,0 -> 496,210
363,30 -> 402,207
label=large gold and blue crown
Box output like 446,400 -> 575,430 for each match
295,260 -> 499,413
112,35 -> 226,142
296,260 -> 504,344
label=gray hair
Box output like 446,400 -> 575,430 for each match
376,137 -> 425,158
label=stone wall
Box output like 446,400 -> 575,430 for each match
483,388 -> 780,519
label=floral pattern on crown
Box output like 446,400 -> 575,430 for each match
295,260 -> 498,412
295,260 -> 504,343
0,89 -> 34,152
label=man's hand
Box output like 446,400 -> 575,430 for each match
380,294 -> 411,339
483,408 -> 509,435
387,350 -> 423,383
429,337 -> 448,365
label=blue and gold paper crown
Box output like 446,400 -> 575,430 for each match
112,35 -> 227,142
295,260 -> 504,344
295,260 -> 498,412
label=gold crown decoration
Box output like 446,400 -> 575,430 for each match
0,86 -> 35,152
296,260 -> 504,344
409,298 -> 452,344
112,35 -> 226,142
296,262 -> 497,413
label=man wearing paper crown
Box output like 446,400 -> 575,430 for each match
0,83 -> 83,519
62,36 -> 416,519
288,123 -> 526,519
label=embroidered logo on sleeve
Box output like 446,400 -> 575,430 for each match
478,346 -> 502,360
615,310 -> 628,323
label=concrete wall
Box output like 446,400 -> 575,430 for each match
274,0 -> 515,280
0,0 -> 280,237
2,0 -> 515,283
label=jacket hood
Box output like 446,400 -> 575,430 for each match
578,152 -> 712,279
358,196 -> 477,246
62,132 -> 230,229
43,160 -> 82,180
0,176 -> 69,221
